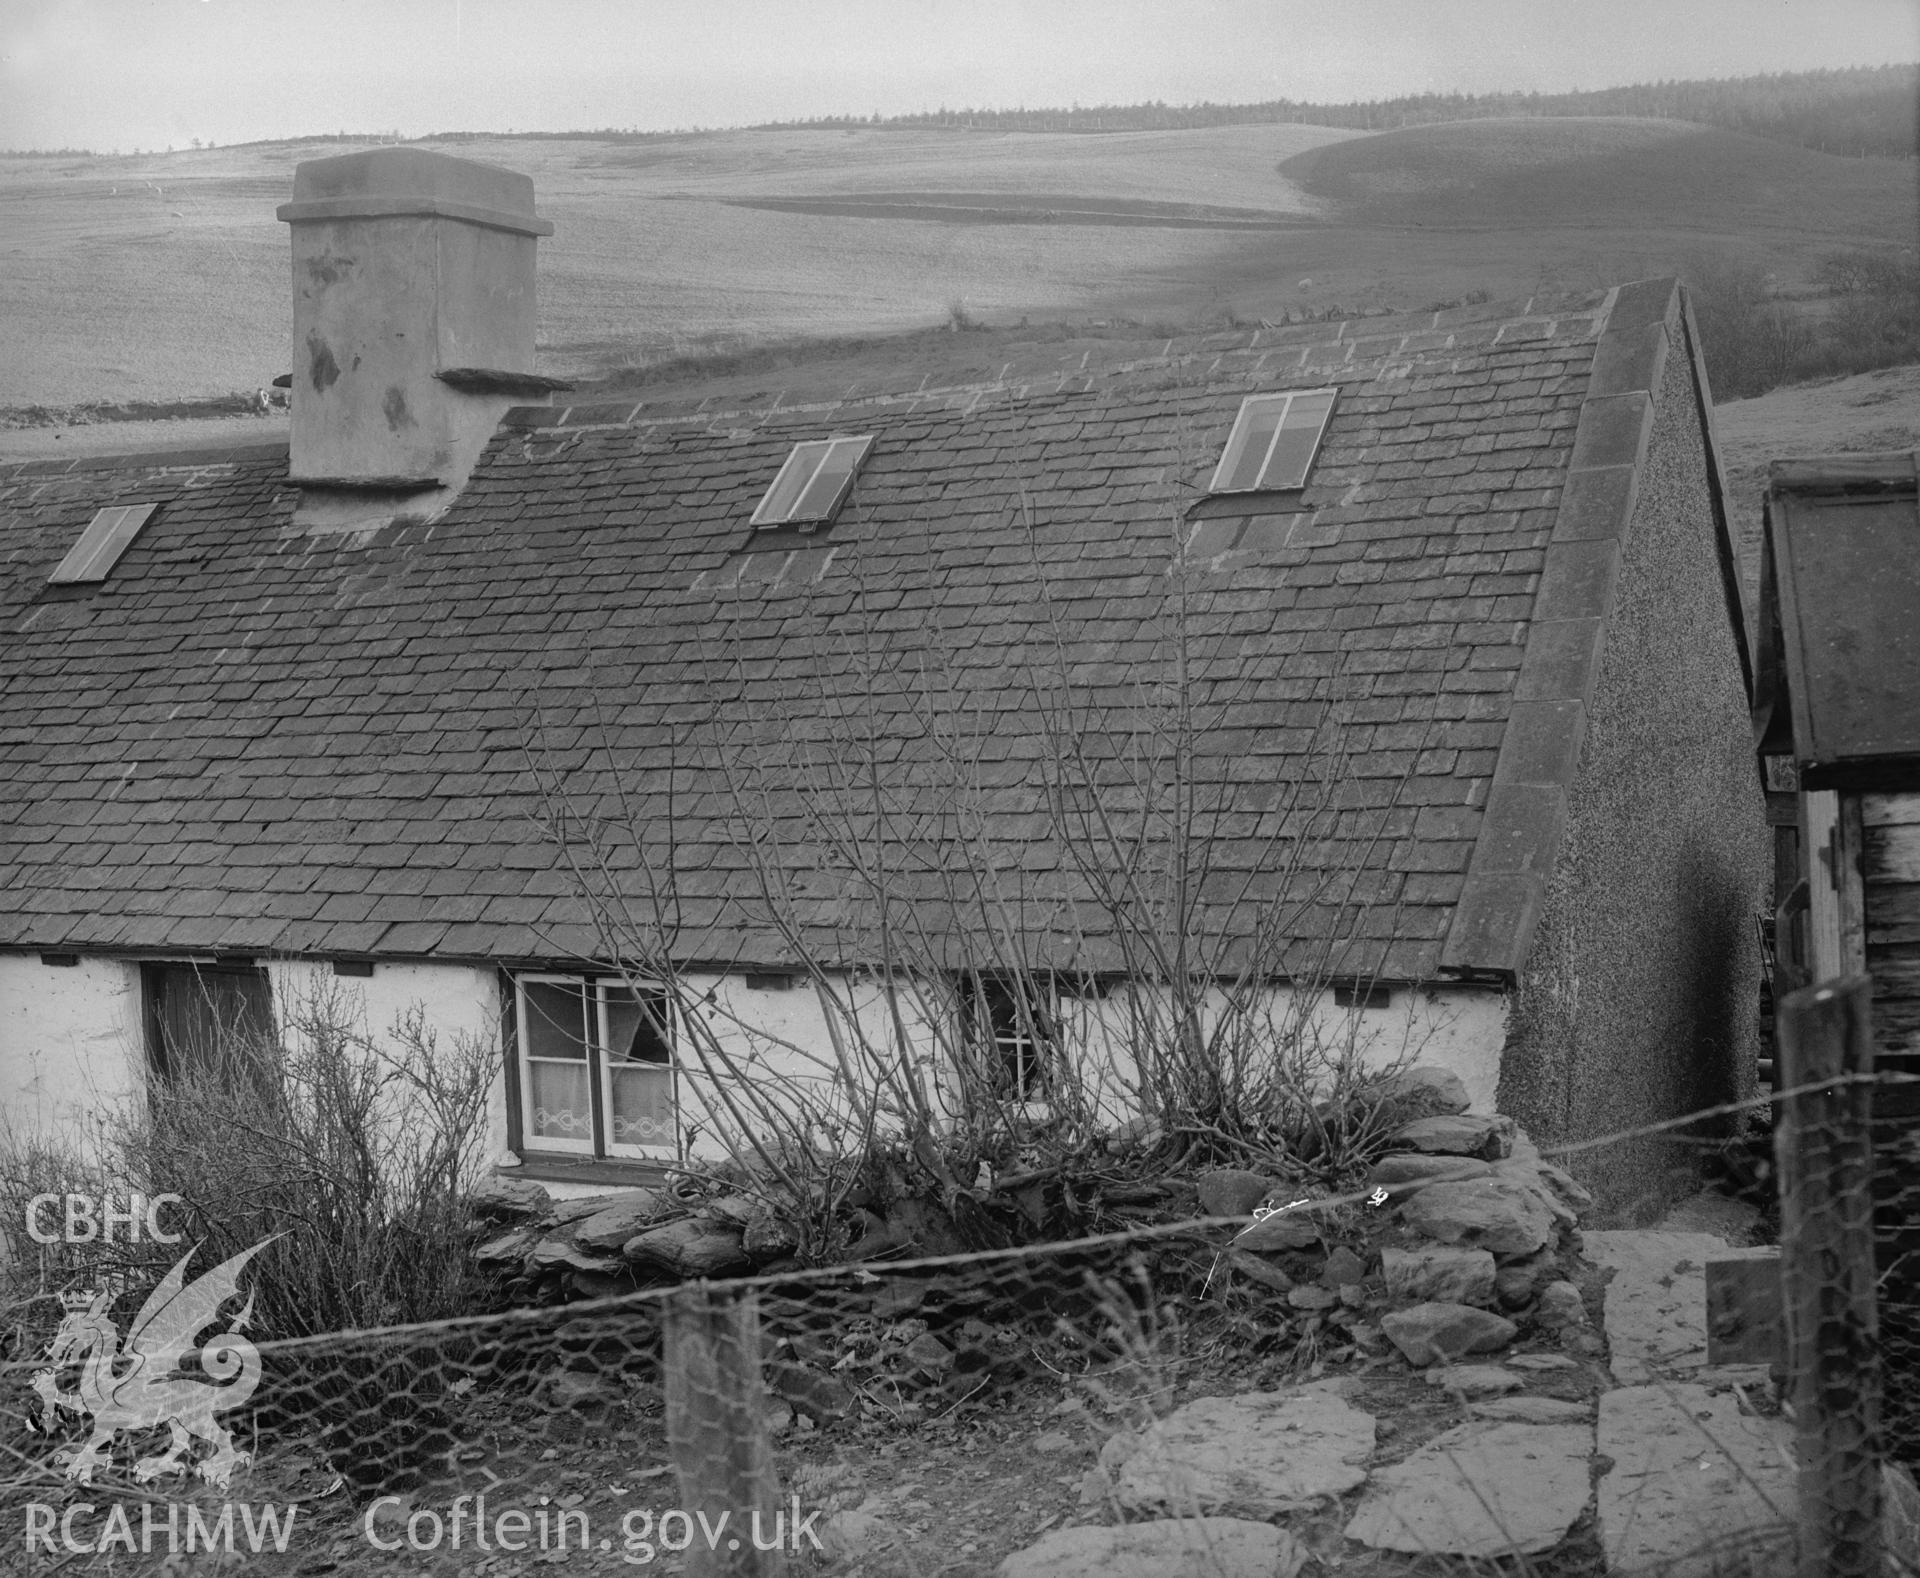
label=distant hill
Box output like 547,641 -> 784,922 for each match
1277,117 -> 1916,238
761,64 -> 1919,161
0,107 -> 1912,411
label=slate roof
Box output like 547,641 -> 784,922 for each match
0,278 -> 1718,981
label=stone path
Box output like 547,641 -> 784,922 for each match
998,1519 -> 1307,1578
1328,1224 -> 1786,1572
1582,1230 -> 1727,1385
1597,1383 -> 1796,1574
981,1110 -> 1824,1578
1579,1230 -> 1817,1574
998,1223 -> 1829,1576
1111,1384 -> 1374,1516
1344,1419 -> 1592,1557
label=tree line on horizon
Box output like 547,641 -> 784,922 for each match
756,63 -> 1918,160
8,63 -> 1911,161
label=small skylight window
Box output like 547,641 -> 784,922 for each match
751,435 -> 874,528
48,503 -> 160,585
1208,388 -> 1338,494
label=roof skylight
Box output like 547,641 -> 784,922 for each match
751,435 -> 874,528
1208,389 -> 1338,494
48,503 -> 160,585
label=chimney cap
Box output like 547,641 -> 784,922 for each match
276,146 -> 553,238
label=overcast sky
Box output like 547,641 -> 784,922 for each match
2,0 -> 1916,153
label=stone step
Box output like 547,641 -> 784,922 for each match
1582,1230 -> 1729,1385
1106,1382 -> 1375,1516
1344,1419 -> 1592,1558
1596,1383 -> 1795,1575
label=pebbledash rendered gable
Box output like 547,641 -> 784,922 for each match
1487,279 -> 1767,1216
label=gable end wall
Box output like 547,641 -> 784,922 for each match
1496,296 -> 1767,1218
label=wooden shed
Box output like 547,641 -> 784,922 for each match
1754,448 -> 1920,1444
1757,451 -> 1920,1044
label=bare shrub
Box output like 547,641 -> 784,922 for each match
0,982 -> 500,1482
1685,245 -> 1919,399
1683,250 -> 1818,399
99,981 -> 501,1336
523,491 -> 1448,1254
1816,247 -> 1920,377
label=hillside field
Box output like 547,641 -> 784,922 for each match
1,117 -> 1913,411
1713,361 -> 1920,623
1280,117 -> 1912,234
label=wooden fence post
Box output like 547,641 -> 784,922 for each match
663,1282 -> 787,1577
1775,975 -> 1882,1578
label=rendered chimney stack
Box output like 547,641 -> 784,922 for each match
277,147 -> 556,495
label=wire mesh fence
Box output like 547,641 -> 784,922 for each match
1767,973 -> 1920,1578
3,1065 -> 1917,1577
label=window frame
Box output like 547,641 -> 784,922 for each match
1207,388 -> 1338,495
960,974 -> 1058,1101
141,960 -> 276,1088
511,973 -> 680,1162
50,503 -> 161,585
750,435 -> 875,529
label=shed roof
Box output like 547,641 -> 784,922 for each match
0,277 -> 1726,981
1754,450 -> 1920,789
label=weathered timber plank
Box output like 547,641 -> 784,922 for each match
1706,1249 -> 1784,1367
1770,452 -> 1917,490
1868,940 -> 1920,1056
1866,881 -> 1920,922
1840,797 -> 1867,975
1866,823 -> 1920,884
1807,791 -> 1848,978
1863,792 -> 1920,829
1867,954 -> 1920,997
